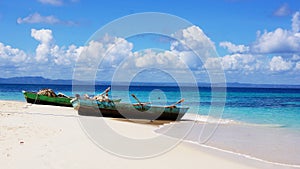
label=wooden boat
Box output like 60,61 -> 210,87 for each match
71,94 -> 189,121
22,90 -> 73,107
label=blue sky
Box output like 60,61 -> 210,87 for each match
0,0 -> 300,84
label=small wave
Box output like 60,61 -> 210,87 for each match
243,123 -> 287,128
180,113 -> 285,128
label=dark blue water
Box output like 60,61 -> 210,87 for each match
1,84 -> 300,129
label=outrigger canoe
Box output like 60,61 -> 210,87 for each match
71,94 -> 189,121
22,90 -> 73,107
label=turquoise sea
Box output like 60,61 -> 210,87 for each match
1,84 -> 299,129
1,84 -> 300,166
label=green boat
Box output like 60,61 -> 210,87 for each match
71,94 -> 189,121
22,90 -> 73,107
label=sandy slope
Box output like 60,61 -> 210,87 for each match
0,101 -> 261,169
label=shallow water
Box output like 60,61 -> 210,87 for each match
156,121 -> 300,167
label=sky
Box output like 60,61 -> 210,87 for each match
0,0 -> 300,84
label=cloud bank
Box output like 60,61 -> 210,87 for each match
218,11 -> 300,82
251,12 -> 300,54
2,11 -> 300,83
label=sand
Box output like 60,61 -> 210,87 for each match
0,100 -> 285,169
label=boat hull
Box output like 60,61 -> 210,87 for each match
23,91 -> 73,107
73,99 -> 188,121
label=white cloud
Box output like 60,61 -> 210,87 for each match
269,56 -> 293,72
171,25 -> 217,60
31,28 -> 53,44
132,50 -> 184,69
215,10 -> 300,83
118,26 -> 216,71
51,44 -> 83,65
292,54 -> 300,61
73,36 -> 135,81
77,35 -> 134,69
177,51 -> 202,70
31,29 -> 53,62
220,41 -> 249,53
0,43 -> 28,63
161,25 -> 217,71
1,24 -> 299,83
251,12 -> 300,54
78,25 -> 218,83
273,3 -> 291,17
0,26 -> 220,80
252,28 -> 300,53
37,0 -> 63,6
204,53 -> 263,72
29,28 -> 82,65
17,13 -> 75,25
17,13 -> 59,24
28,28 -> 83,78
221,10 -> 300,62
251,12 -> 300,53
203,57 -> 222,71
103,37 -> 134,67
76,40 -> 106,68
222,54 -> 254,71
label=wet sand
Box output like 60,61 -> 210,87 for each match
156,121 -> 300,168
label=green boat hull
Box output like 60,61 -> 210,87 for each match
22,91 -> 73,107
72,98 -> 188,121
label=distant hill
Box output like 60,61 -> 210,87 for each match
0,76 -> 299,89
0,76 -> 112,85
0,76 -> 72,85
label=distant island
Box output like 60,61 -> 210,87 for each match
0,76 -> 73,85
0,76 -> 299,89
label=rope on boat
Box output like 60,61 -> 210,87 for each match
33,92 -> 39,104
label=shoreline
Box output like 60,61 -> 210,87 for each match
0,100 -> 297,169
156,119 -> 300,168
185,140 -> 300,169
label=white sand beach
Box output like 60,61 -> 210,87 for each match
0,100 -> 287,169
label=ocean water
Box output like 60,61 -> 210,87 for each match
1,84 -> 300,166
2,84 -> 299,130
